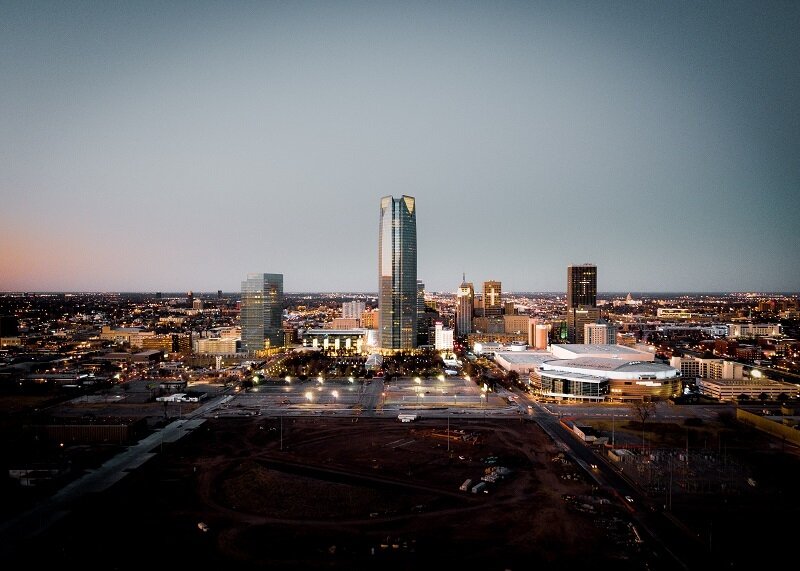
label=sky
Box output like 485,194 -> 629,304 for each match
1,1 -> 799,293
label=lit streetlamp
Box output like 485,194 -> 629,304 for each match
305,391 -> 313,403
331,390 -> 338,404
285,375 -> 291,383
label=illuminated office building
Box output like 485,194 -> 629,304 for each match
378,195 -> 417,350
456,275 -> 474,336
241,273 -> 284,354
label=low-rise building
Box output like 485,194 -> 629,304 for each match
727,323 -> 782,338
301,328 -> 372,354
697,378 -> 799,401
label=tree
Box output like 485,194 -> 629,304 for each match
758,392 -> 769,402
630,399 -> 657,425
737,393 -> 750,402
629,399 -> 658,447
777,392 -> 789,403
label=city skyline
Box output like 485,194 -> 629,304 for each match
2,2 -> 799,293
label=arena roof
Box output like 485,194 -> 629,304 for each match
494,351 -> 552,365
551,344 -> 648,356
541,357 -> 680,378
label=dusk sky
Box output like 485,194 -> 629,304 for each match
2,1 -> 798,293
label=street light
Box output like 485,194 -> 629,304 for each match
437,374 -> 445,382
447,412 -> 451,453
348,376 -> 354,383
317,375 -> 324,384
414,377 -> 421,385
305,391 -> 313,403
285,375 -> 291,383
331,390 -> 338,404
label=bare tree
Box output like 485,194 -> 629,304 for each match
630,399 -> 658,425
629,399 -> 658,447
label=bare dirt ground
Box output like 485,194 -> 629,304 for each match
16,417 -> 650,570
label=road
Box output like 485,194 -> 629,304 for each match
515,392 -> 712,570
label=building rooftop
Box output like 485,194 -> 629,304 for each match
303,329 -> 368,335
494,351 -> 553,365
698,378 -> 798,388
542,357 -> 677,374
551,344 -> 647,356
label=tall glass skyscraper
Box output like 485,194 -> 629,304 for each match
378,195 -> 417,350
241,273 -> 284,354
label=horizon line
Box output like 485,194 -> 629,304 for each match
2,290 -> 799,296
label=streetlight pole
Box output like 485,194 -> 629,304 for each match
612,411 -> 615,447
447,413 -> 450,453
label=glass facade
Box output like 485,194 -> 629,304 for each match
241,273 -> 284,354
378,195 -> 417,350
567,264 -> 597,308
541,373 -> 609,401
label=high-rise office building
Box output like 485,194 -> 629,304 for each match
567,264 -> 597,308
417,281 -> 426,320
456,275 -> 474,336
241,273 -> 284,354
417,280 -> 430,346
483,280 -> 502,317
378,195 -> 417,350
566,264 -> 599,343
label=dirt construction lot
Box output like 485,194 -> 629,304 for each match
18,416 -> 649,570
